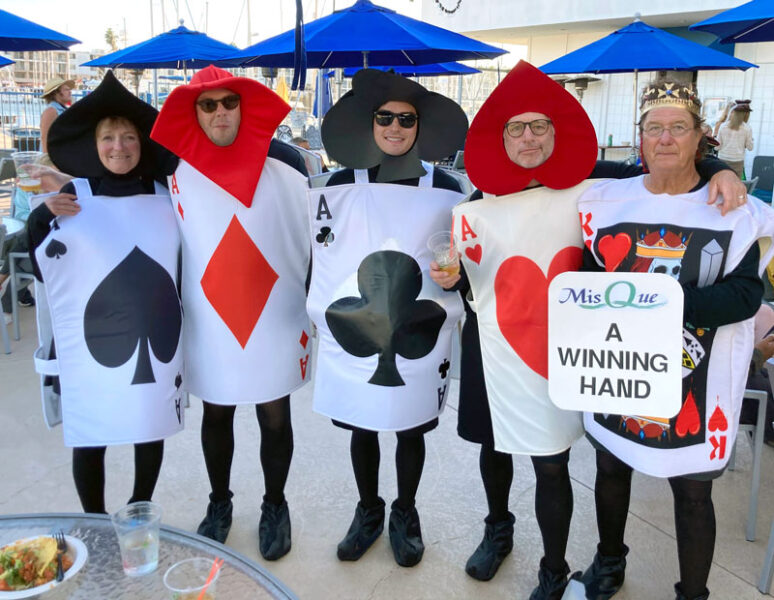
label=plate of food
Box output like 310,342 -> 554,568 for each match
0,534 -> 88,598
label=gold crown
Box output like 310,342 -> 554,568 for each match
635,229 -> 688,259
640,82 -> 701,116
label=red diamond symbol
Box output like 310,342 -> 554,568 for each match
299,331 -> 309,349
177,201 -> 184,220
201,216 -> 278,348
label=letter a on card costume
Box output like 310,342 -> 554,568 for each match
151,66 -> 311,405
454,61 -> 599,455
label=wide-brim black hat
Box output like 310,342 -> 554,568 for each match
48,70 -> 177,180
321,68 -> 468,171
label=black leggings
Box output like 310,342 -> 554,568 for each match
593,450 -> 715,598
479,444 -> 573,573
349,427 -> 425,510
72,440 -> 164,514
200,396 -> 293,506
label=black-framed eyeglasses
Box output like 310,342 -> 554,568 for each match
196,94 -> 241,113
373,110 -> 418,128
504,118 -> 552,138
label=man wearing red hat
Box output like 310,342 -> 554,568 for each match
430,61 -> 746,599
151,65 -> 311,560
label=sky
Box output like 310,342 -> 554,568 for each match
5,0 -> 421,52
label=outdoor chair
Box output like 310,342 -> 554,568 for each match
744,176 -> 758,196
752,156 -> 774,202
8,249 -> 34,341
728,388 -> 767,541
0,224 -> 10,354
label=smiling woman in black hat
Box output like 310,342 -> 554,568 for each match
26,71 -> 183,514
308,68 -> 468,566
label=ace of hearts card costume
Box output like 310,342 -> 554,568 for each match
151,66 -> 311,406
454,60 -> 599,455
34,71 -> 184,447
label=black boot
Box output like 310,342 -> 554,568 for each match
337,497 -> 386,561
197,491 -> 234,543
259,498 -> 291,560
580,544 -> 629,600
674,582 -> 710,600
465,511 -> 515,581
388,500 -> 424,567
529,558 -> 571,600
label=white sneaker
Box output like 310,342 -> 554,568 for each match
3,313 -> 11,325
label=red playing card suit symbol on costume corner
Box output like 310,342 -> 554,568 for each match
465,244 -> 482,264
494,246 -> 583,378
675,390 -> 701,437
598,233 -> 632,272
708,403 -> 728,432
177,201 -> 184,220
201,216 -> 278,349
299,330 -> 309,349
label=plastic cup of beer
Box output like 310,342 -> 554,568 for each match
11,151 -> 43,194
427,230 -> 460,276
164,557 -> 221,600
111,501 -> 162,576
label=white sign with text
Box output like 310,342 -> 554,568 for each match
548,271 -> 683,417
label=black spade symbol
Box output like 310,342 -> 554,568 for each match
45,239 -> 67,259
84,246 -> 182,385
439,359 -> 450,379
175,373 -> 182,389
52,220 -> 60,231
325,250 -> 446,387
316,226 -> 335,246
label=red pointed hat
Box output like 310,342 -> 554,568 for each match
464,60 -> 598,196
150,65 -> 290,207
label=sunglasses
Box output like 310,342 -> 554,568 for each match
196,94 -> 241,113
373,110 -> 418,128
504,118 -> 552,138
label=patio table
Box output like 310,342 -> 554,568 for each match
0,512 -> 298,599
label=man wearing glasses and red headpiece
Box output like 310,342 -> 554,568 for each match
151,65 -> 310,560
430,61 -> 747,599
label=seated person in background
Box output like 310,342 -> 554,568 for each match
741,303 -> 774,446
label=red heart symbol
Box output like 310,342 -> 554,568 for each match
675,390 -> 701,437
707,404 -> 728,432
597,233 -> 632,272
465,244 -> 482,264
494,246 -> 582,378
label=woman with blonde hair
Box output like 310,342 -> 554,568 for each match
716,100 -> 754,178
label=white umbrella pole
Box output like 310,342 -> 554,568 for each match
457,74 -> 462,105
632,69 -> 638,157
153,71 -> 159,108
362,51 -> 369,68
317,69 -> 323,128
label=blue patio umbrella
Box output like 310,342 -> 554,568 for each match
0,56 -> 14,67
313,69 -> 333,118
222,0 -> 505,69
343,61 -> 480,77
82,24 -> 235,70
540,19 -> 756,148
0,9 -> 80,51
691,0 -> 774,44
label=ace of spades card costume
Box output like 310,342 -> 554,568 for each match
312,68 -> 467,566
151,65 -> 311,406
29,71 -> 183,449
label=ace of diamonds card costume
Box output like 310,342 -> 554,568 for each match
151,66 -> 311,405
32,71 -> 184,447
454,60 -> 599,455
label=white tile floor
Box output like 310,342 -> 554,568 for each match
1,305 -> 773,599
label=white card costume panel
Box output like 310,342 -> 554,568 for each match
453,181 -> 597,455
171,158 -> 311,405
579,177 -> 774,477
308,167 -> 465,431
35,179 -> 184,447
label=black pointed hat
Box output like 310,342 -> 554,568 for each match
321,68 -> 467,182
48,70 -> 177,180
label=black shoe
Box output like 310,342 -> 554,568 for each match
197,491 -> 234,543
674,583 -> 710,600
17,287 -> 34,307
465,512 -> 515,581
259,499 -> 291,560
388,500 -> 424,567
337,497 -> 385,561
529,558 -> 571,600
580,544 -> 629,600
